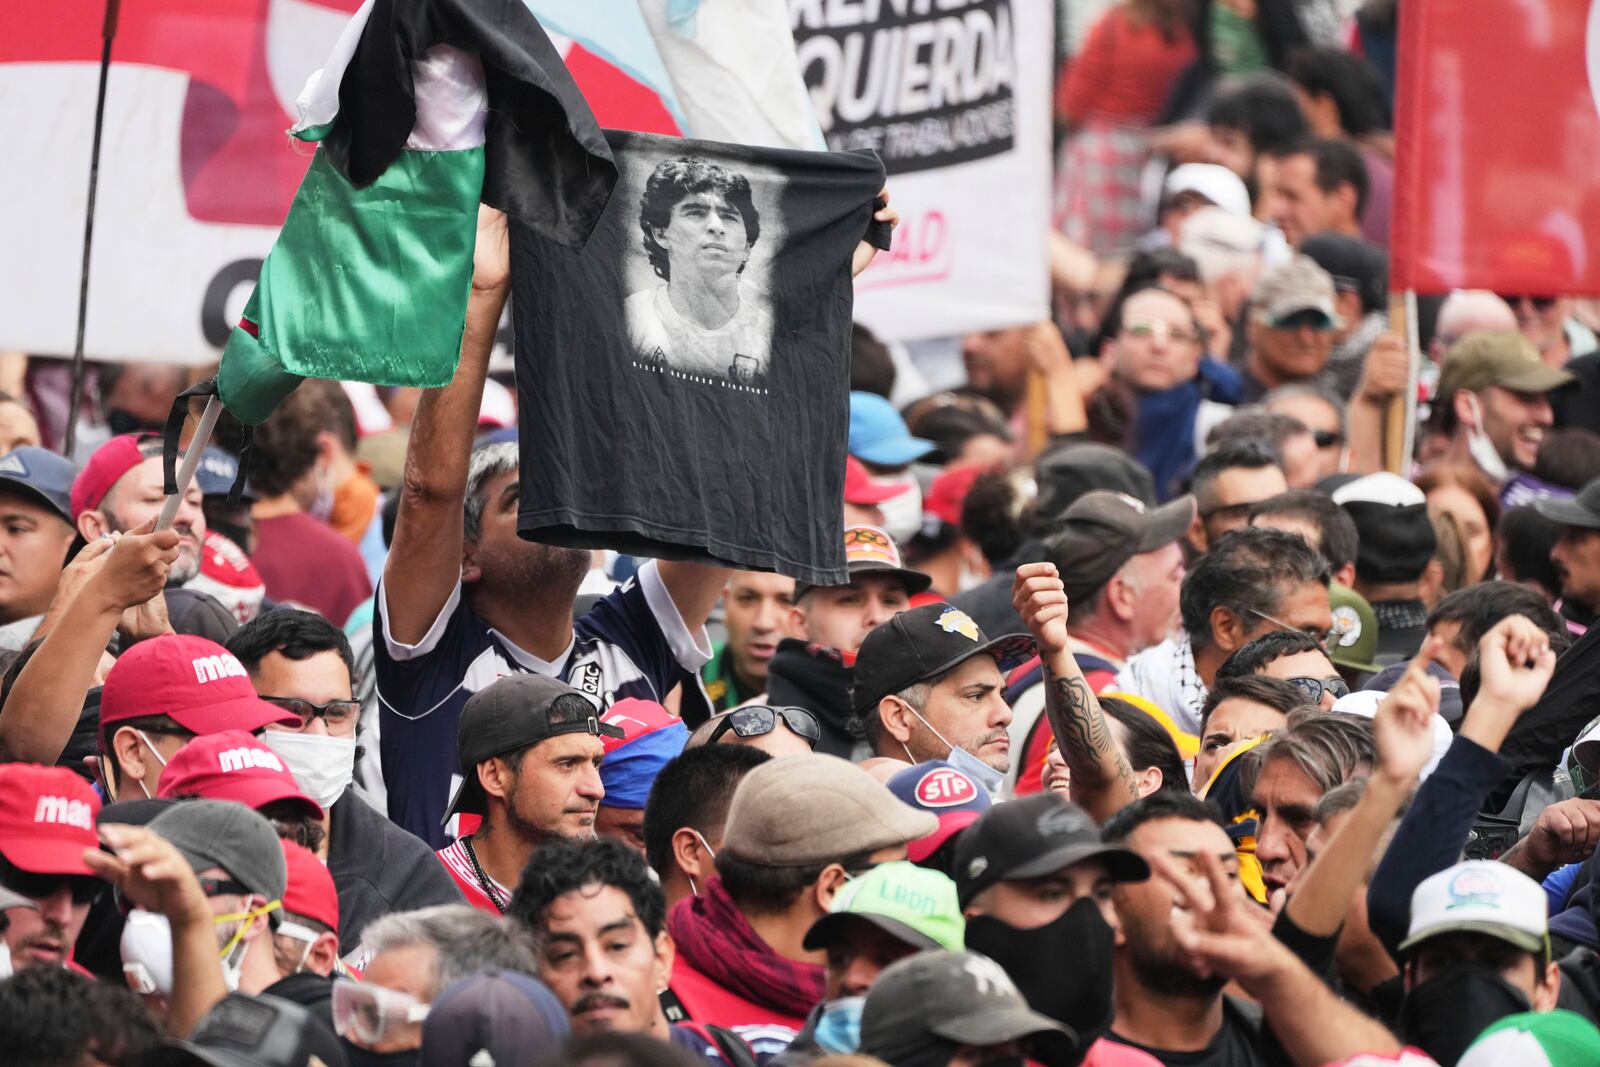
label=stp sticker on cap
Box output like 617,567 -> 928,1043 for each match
915,767 -> 978,808
936,607 -> 980,642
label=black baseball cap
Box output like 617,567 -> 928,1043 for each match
1046,491 -> 1195,603
851,604 -> 1035,717
1300,232 -> 1388,314
1031,444 -> 1157,535
1535,477 -> 1600,531
147,992 -> 346,1067
952,793 -> 1149,907
444,674 -> 623,824
0,446 -> 78,526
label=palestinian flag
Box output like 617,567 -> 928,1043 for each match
217,0 -> 617,424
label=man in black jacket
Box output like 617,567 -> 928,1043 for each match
226,610 -> 462,962
765,526 -> 929,756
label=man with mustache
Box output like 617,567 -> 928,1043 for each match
436,674 -> 623,916
72,434 -> 206,588
511,837 -> 780,1065
0,764 -> 103,974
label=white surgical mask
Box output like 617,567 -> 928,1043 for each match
129,730 -> 171,801
122,908 -> 174,998
265,732 -> 357,810
687,829 -> 717,898
1462,393 -> 1510,482
901,703 -> 1006,801
876,480 -> 922,546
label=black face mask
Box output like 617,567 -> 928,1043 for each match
965,896 -> 1115,1038
1398,963 -> 1532,1066
339,1041 -> 422,1067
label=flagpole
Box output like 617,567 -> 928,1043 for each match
157,395 -> 222,531
63,0 -> 122,459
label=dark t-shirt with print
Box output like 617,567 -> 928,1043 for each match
509,129 -> 891,587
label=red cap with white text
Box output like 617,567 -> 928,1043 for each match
0,763 -> 101,875
100,634 -> 298,734
156,730 -> 321,820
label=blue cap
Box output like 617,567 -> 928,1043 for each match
599,719 -> 688,810
886,760 -> 992,864
196,448 -> 257,502
0,447 -> 78,525
849,392 -> 935,467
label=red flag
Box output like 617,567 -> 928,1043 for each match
1392,0 -> 1600,295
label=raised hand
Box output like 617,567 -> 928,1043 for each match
91,516 -> 180,615
1475,613 -> 1557,716
852,185 -> 900,277
1522,798 -> 1600,869
1373,636 -> 1443,787
471,204 -> 510,294
1150,848 -> 1288,988
1012,562 -> 1069,657
84,824 -> 210,925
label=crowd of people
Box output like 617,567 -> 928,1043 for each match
6,2 -> 1600,1067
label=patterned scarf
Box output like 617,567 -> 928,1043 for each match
667,876 -> 825,1018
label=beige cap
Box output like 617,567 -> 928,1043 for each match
1253,254 -> 1340,328
1438,330 -> 1574,398
721,754 -> 939,866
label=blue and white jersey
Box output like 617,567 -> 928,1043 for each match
375,560 -> 710,845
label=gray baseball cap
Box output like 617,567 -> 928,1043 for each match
1046,491 -> 1195,603
1535,477 -> 1600,531
860,950 -> 1076,1060
0,447 -> 78,526
148,799 -> 286,902
720,754 -> 937,867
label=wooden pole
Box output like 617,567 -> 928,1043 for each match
1383,291 -> 1420,474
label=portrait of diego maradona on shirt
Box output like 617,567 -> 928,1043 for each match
625,156 -> 775,391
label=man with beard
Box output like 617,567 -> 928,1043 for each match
378,207 -> 728,845
0,764 -> 102,975
435,675 -> 622,915
1099,792 -> 1400,1065
72,434 -> 205,589
511,837 -> 779,1064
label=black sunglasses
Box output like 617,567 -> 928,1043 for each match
1,868 -> 102,906
1287,676 -> 1351,703
1506,294 -> 1557,310
1312,429 -> 1343,449
707,706 -> 821,747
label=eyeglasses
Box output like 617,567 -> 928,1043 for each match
1505,294 -> 1557,311
1122,316 -> 1200,345
1248,607 -> 1337,648
1311,429 -> 1343,449
706,706 -> 821,747
1286,676 -> 1351,703
332,978 -> 430,1047
1198,501 -> 1254,523
263,697 -> 362,730
0,867 -> 102,906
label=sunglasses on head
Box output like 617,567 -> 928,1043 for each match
706,706 -> 821,747
1287,676 -> 1351,703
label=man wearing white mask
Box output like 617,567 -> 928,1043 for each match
1428,331 -> 1572,484
226,610 -> 462,961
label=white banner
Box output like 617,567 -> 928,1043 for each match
792,0 -> 1053,341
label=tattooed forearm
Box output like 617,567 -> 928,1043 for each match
1044,663 -> 1141,804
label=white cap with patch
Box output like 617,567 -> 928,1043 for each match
1401,859 -> 1548,955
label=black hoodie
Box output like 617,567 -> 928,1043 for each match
763,639 -> 858,758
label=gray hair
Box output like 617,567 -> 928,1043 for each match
1245,708 -> 1375,799
855,674 -> 942,747
463,443 -> 519,544
359,904 -> 538,1000
1263,383 -> 1349,440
